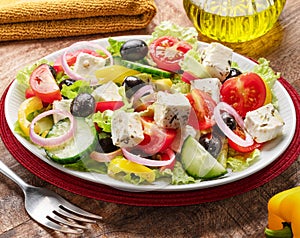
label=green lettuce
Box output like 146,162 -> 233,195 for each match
61,80 -> 92,99
227,149 -> 260,172
106,38 -> 125,56
157,161 -> 195,185
149,21 -> 199,48
252,58 -> 280,89
92,110 -> 113,133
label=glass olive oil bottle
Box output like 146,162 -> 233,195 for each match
183,0 -> 286,42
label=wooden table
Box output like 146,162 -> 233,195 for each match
0,0 -> 299,237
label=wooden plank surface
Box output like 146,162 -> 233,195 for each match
0,0 -> 299,237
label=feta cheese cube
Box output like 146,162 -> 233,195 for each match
73,52 -> 106,83
92,81 -> 122,102
52,99 -> 72,123
201,43 -> 233,82
154,92 -> 191,129
111,110 -> 144,148
191,78 -> 221,102
244,104 -> 285,143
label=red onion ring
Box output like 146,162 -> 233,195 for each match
131,85 -> 154,106
29,109 -> 76,147
121,148 -> 176,167
90,149 -> 122,163
214,102 -> 254,147
61,41 -> 113,82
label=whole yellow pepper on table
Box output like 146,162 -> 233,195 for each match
265,187 -> 300,238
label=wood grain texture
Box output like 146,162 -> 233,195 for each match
0,0 -> 299,237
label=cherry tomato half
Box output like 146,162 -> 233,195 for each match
29,64 -> 62,104
186,89 -> 216,131
137,117 -> 177,155
228,126 -> 263,153
220,72 -> 267,118
149,36 -> 192,72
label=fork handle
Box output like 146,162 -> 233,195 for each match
0,160 -> 29,192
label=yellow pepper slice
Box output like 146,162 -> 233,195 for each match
18,96 -> 43,137
108,156 -> 155,183
264,81 -> 273,105
151,78 -> 173,91
95,65 -> 139,84
266,186 -> 300,237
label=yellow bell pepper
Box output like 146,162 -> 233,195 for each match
150,78 -> 173,91
108,156 -> 155,183
264,81 -> 273,105
18,96 -> 43,137
95,65 -> 139,84
265,186 -> 300,238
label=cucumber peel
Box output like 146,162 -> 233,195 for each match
121,60 -> 173,78
180,135 -> 227,179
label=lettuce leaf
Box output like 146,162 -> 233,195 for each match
227,149 -> 260,172
92,110 -> 113,133
157,161 -> 195,185
106,38 -> 125,57
60,80 -> 92,99
149,21 -> 199,48
252,58 -> 280,89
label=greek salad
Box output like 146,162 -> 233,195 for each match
14,21 -> 285,186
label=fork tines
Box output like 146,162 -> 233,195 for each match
44,203 -> 102,234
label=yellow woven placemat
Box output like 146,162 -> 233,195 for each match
0,0 -> 157,41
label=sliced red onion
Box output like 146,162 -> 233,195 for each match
90,149 -> 122,163
131,85 -> 154,106
214,102 -> 254,147
29,109 -> 75,147
61,41 -> 113,81
121,148 -> 176,167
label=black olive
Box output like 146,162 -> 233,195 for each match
47,65 -> 57,79
70,93 -> 95,117
120,39 -> 148,61
221,112 -> 237,130
224,68 -> 242,81
58,78 -> 76,90
96,137 -> 119,153
199,134 -> 222,158
122,76 -> 145,98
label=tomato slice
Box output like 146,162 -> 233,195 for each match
186,89 -> 216,131
228,126 -> 263,153
149,36 -> 192,72
30,64 -> 62,104
137,117 -> 177,155
95,101 -> 124,112
25,87 -> 36,99
158,151 -> 176,170
220,72 -> 267,118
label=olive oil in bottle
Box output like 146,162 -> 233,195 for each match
183,0 -> 286,42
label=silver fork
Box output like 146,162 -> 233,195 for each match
0,160 -> 102,234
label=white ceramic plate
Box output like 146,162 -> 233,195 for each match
4,36 -> 297,192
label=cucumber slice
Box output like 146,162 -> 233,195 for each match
121,60 -> 173,78
45,118 -> 98,164
180,135 -> 227,179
